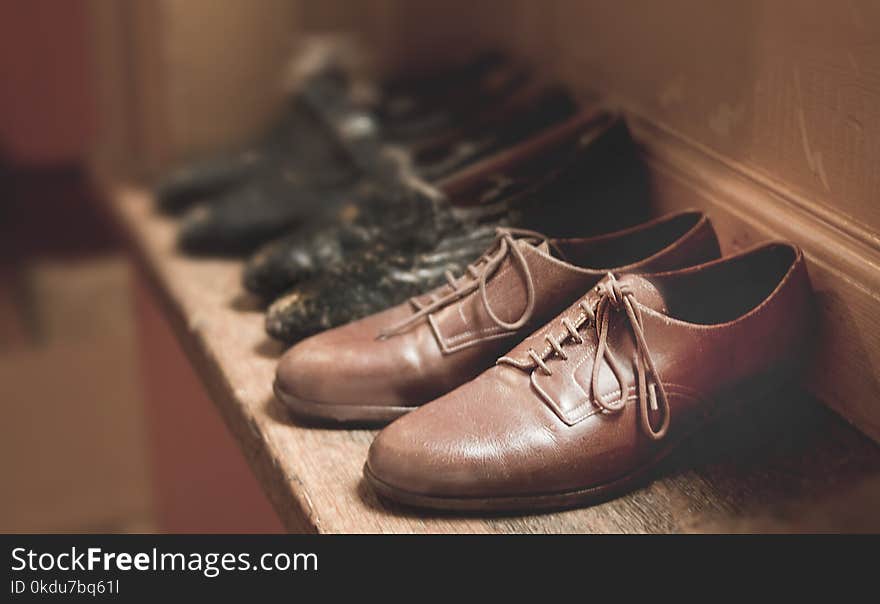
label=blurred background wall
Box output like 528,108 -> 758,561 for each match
2,0 -> 879,532
86,0 -> 880,243
1,0 -> 296,533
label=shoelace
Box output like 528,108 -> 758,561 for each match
517,273 -> 671,440
377,227 -> 560,339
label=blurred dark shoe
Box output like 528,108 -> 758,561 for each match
378,52 -> 529,144
179,86 -> 577,257
177,169 -> 362,256
242,179 -> 443,298
241,158 -> 519,299
243,114 -> 648,299
155,52 -> 529,215
264,223 -> 500,343
379,51 -> 510,125
262,115 -> 655,343
410,86 -> 578,181
155,69 -> 351,214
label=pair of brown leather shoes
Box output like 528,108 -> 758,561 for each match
275,211 -> 815,511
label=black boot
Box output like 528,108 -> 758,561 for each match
155,68 -> 351,213
260,116 -> 654,342
264,225 -> 499,343
242,113 -> 644,299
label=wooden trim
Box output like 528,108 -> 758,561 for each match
85,0 -> 170,177
626,110 -> 880,443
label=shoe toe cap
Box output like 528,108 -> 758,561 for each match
275,305 -> 437,408
265,287 -> 326,343
365,398 -> 505,498
365,368 -> 580,500
274,333 -> 337,403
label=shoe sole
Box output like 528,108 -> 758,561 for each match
273,381 -> 417,426
362,438 -> 681,513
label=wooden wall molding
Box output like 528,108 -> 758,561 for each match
626,109 -> 880,442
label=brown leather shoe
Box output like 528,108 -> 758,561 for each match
364,242 -> 815,511
275,211 -> 720,424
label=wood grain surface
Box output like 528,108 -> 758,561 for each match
631,114 -> 880,444
100,183 -> 880,533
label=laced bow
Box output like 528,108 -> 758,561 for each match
524,273 -> 671,440
377,227 -> 559,339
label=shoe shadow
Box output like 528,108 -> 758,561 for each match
229,290 -> 266,312
253,337 -> 285,359
354,478 -> 437,520
655,385 -> 880,505
354,476 -> 498,522
261,394 -> 393,432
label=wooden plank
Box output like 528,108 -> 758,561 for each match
100,183 -> 880,533
630,113 -> 880,444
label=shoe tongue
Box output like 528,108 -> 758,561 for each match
616,274 -> 668,315
513,237 -> 551,255
497,272 -> 669,373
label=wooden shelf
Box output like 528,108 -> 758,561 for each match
102,183 -> 880,533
